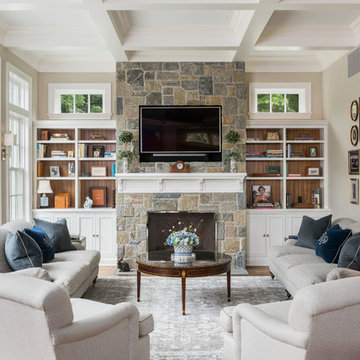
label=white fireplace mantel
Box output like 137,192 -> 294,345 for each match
116,172 -> 247,194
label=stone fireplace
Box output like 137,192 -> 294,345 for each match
115,61 -> 247,268
147,212 -> 216,261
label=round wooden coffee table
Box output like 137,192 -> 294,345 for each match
136,254 -> 231,315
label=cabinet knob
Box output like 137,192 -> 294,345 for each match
263,234 -> 266,237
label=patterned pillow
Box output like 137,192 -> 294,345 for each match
316,225 -> 352,263
5,231 -> 43,271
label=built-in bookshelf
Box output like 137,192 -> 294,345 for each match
34,120 -> 116,210
246,120 -> 328,210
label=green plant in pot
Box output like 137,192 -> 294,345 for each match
224,130 -> 242,173
118,131 -> 135,172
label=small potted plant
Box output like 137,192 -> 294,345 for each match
224,130 -> 242,173
118,131 -> 135,172
163,220 -> 202,265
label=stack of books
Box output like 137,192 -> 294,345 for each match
105,152 -> 116,159
90,133 -> 105,140
50,133 -> 70,141
247,137 -> 263,142
246,151 -> 265,158
51,150 -> 66,158
254,203 -> 275,209
291,152 -> 305,158
295,136 -> 315,140
288,173 -> 302,177
266,149 -> 283,158
37,144 -> 46,158
78,144 -> 88,158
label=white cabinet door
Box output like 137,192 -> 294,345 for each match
267,214 -> 285,247
78,214 -> 96,250
53,213 -> 77,234
247,213 -> 267,266
97,214 -> 116,266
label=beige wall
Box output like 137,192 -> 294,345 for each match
38,73 -> 116,120
323,53 -> 360,219
0,45 -> 38,223
245,72 -> 323,119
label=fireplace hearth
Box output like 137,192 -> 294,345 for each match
147,212 -> 216,261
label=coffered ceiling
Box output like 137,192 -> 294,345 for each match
0,0 -> 359,72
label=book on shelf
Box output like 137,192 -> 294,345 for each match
105,152 -> 116,159
287,144 -> 292,158
312,189 -> 321,208
78,144 -> 88,158
51,150 -> 66,158
37,144 -> 46,158
251,173 -> 280,177
255,206 -> 275,209
288,174 -> 302,177
112,163 -> 116,177
50,133 -> 70,141
247,138 -> 263,142
246,151 -> 265,158
295,136 -> 315,140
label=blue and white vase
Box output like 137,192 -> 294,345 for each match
173,244 -> 193,265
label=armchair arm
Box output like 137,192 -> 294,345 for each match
234,304 -> 308,349
52,302 -> 139,359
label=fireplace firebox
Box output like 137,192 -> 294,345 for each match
147,212 -> 216,261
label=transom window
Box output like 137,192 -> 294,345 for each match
48,83 -> 111,119
249,82 -> 311,120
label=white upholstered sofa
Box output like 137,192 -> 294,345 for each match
0,219 -> 100,297
0,274 -> 153,360
220,276 -> 360,360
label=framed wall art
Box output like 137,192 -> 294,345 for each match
50,165 -> 60,177
348,150 -> 360,175
90,186 -> 107,207
351,100 -> 359,121
350,125 -> 359,146
91,166 -> 107,177
307,167 -> 320,176
350,178 -> 359,204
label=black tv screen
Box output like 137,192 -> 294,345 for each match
140,106 -> 222,162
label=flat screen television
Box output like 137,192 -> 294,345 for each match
139,105 -> 222,162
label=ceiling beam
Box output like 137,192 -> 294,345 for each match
233,0 -> 280,61
82,0 -> 128,61
0,0 -> 84,11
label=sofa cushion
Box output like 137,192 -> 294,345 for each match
10,267 -> 51,281
338,234 -> 360,270
276,253 -> 325,271
139,312 -> 154,336
269,244 -> 315,258
54,250 -> 100,272
295,215 -> 332,250
5,231 -> 43,271
0,228 -> 12,273
315,225 -> 352,263
287,263 -> 337,289
34,218 -> 75,253
42,261 -> 89,295
24,226 -> 55,263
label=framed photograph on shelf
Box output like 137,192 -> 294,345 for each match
350,125 -> 359,146
312,189 -> 321,209
91,166 -> 107,177
41,130 -> 49,141
309,147 -> 317,157
49,166 -> 60,177
67,150 -> 74,158
68,162 -> 75,177
351,100 -> 359,121
348,150 -> 360,175
92,145 -> 105,158
350,179 -> 359,204
307,167 -> 320,176
90,186 -> 107,207
252,185 -> 272,207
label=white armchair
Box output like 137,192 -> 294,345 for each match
0,274 -> 153,360
220,276 -> 360,360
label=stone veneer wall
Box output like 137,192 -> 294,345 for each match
115,62 -> 247,268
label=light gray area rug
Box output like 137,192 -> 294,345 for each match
83,276 -> 287,360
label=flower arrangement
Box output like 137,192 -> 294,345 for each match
164,220 -> 203,247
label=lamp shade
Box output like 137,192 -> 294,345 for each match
4,133 -> 16,146
37,180 -> 53,194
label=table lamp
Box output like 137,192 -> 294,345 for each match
37,180 -> 53,208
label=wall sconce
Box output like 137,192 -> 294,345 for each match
2,132 -> 16,160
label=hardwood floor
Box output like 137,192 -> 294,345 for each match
98,266 -> 270,277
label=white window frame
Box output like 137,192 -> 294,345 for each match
48,83 -> 112,120
6,62 -> 32,222
249,82 -> 312,120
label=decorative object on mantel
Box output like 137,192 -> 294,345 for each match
350,125 -> 358,146
224,130 -> 242,173
118,131 -> 135,173
83,196 -> 93,208
351,99 -> 358,121
170,160 -> 190,173
164,219 -> 202,265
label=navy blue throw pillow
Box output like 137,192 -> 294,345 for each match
295,215 -> 332,250
24,226 -> 54,263
316,225 -> 352,263
5,231 -> 43,271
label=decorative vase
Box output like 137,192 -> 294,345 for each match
123,157 -> 129,173
230,158 -> 237,173
173,244 -> 193,265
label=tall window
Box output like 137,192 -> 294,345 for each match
7,64 -> 31,221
